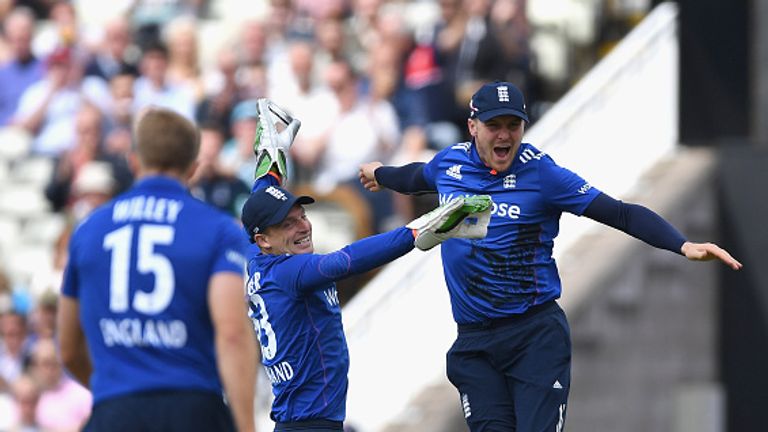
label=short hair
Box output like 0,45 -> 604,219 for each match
142,40 -> 169,58
134,108 -> 199,172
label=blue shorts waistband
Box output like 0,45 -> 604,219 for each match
457,300 -> 558,332
274,419 -> 343,431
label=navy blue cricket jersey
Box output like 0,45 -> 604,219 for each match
421,142 -> 601,324
245,228 -> 414,423
61,176 -> 249,403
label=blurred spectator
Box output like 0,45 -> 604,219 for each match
0,7 -> 44,125
128,0 -> 206,50
132,40 -> 196,120
267,0 -> 313,42
28,337 -> 91,432
93,66 -> 136,133
44,104 -> 132,213
163,15 -> 205,102
83,15 -> 139,82
198,47 -> 249,140
31,1 -> 82,58
7,373 -> 43,432
0,271 -> 11,312
220,99 -> 260,186
347,0 -> 384,66
489,0 -> 534,95
235,19 -> 270,98
44,158 -> 121,301
271,40 -> 336,184
295,0 -> 348,21
189,124 -> 250,218
0,310 -> 32,393
313,59 -> 400,188
27,291 -> 57,344
11,45 -> 87,157
310,59 -> 401,232
11,0 -> 54,20
312,17 -> 349,77
452,0 -> 517,105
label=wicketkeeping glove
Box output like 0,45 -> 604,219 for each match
253,98 -> 302,180
407,195 -> 493,251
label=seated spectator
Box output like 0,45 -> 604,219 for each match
44,104 -> 132,213
7,373 -> 43,431
0,310 -> 32,393
132,41 -> 196,120
234,19 -> 269,97
27,291 -> 58,345
0,7 -> 44,126
28,337 -> 91,432
271,40 -> 336,184
129,0 -> 205,50
163,15 -> 205,102
83,15 -> 139,82
197,47 -> 249,140
30,0 -> 81,59
189,124 -> 250,218
305,59 -> 401,233
11,45 -> 87,157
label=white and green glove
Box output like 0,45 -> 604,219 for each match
253,98 -> 302,181
407,195 -> 493,251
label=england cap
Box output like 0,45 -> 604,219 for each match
469,81 -> 529,122
241,186 -> 314,240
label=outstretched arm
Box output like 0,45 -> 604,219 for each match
280,195 -> 492,292
583,193 -> 742,270
359,161 -> 434,194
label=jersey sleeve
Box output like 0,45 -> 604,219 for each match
375,162 -> 435,194
251,171 -> 281,193
272,227 -> 415,295
421,147 -> 452,188
211,218 -> 249,275
539,154 -> 602,215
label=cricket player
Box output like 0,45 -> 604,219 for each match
358,81 -> 743,432
244,99 -> 492,431
57,107 -> 258,432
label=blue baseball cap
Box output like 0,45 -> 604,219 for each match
469,81 -> 529,122
241,186 -> 314,240
231,99 -> 260,122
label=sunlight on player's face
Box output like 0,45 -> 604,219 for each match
263,205 -> 314,255
469,115 -> 525,173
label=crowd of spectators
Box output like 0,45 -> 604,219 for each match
0,0 -> 610,428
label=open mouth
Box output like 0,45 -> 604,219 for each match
493,146 -> 512,159
294,235 -> 311,246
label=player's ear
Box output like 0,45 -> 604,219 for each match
255,233 -> 271,250
467,118 -> 477,137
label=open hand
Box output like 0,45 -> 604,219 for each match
681,241 -> 743,270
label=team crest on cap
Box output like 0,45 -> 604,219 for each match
497,86 -> 509,102
265,186 -> 288,201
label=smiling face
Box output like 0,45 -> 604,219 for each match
256,205 -> 314,255
468,115 -> 525,173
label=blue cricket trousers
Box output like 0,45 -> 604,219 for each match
83,389 -> 236,432
447,300 -> 571,432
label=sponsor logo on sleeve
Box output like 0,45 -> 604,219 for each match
446,164 -> 463,180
